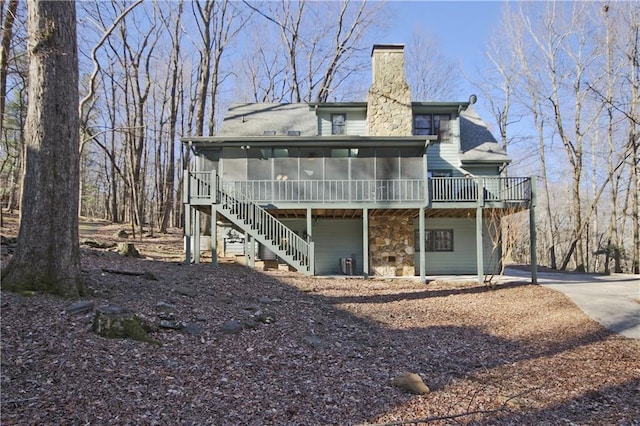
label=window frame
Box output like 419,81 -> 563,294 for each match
331,113 -> 346,135
413,113 -> 451,140
415,229 -> 454,252
428,169 -> 453,178
413,114 -> 432,136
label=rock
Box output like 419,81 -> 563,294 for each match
253,311 -> 276,324
156,302 -> 177,312
390,373 -> 430,395
155,302 -> 177,320
259,297 -> 281,304
81,239 -> 116,249
220,320 -> 243,334
116,243 -> 140,257
183,323 -> 203,335
92,305 -> 159,345
115,229 -> 129,239
65,300 -> 95,315
242,319 -> 259,329
158,312 -> 176,321
159,320 -> 184,330
142,271 -> 158,281
303,335 -> 327,349
174,286 -> 197,298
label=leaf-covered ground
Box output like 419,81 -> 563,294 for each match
1,217 -> 639,425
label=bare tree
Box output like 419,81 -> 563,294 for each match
191,0 -> 246,136
2,0 -> 84,298
241,0 -> 380,103
405,27 -> 461,101
623,3 -> 640,274
0,0 -> 19,141
0,0 -> 24,226
158,0 -> 183,232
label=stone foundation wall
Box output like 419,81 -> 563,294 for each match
369,215 -> 415,277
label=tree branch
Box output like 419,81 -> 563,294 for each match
79,0 -> 143,154
361,386 -> 542,426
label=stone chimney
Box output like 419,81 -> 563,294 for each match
367,44 -> 413,136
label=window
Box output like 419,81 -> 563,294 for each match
414,114 -> 432,136
415,229 -> 454,252
331,114 -> 346,135
413,114 -> 450,140
428,170 -> 453,178
434,114 -> 450,140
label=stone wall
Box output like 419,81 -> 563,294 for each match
367,45 -> 413,137
369,215 -> 415,277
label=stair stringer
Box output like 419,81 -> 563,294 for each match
216,186 -> 313,275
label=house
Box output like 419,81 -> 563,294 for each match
182,44 -> 537,283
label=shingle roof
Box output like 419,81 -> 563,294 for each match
219,103 -> 317,137
459,106 -> 510,164
217,102 -> 510,164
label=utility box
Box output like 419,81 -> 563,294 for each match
184,236 -> 211,253
339,257 -> 354,275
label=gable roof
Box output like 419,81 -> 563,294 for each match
204,102 -> 510,165
459,106 -> 510,164
219,103 -> 317,137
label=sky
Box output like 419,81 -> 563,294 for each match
379,1 -> 507,108
382,0 -> 504,70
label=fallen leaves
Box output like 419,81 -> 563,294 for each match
1,223 -> 639,424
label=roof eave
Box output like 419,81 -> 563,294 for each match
183,135 -> 438,148
460,158 -> 512,165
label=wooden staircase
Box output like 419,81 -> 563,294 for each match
215,178 -> 314,275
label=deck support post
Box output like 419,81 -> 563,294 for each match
184,206 -> 192,265
529,179 -> 538,284
243,231 -> 250,269
306,208 -> 312,240
363,208 -> 369,277
211,205 -> 217,268
306,208 -> 313,274
419,207 -> 426,282
184,169 -> 192,265
476,206 -> 484,284
248,235 -> 255,269
194,209 -> 201,264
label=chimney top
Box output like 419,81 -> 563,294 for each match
371,44 -> 405,56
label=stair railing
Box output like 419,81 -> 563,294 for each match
216,177 -> 313,274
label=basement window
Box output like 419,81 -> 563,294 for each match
415,229 -> 454,252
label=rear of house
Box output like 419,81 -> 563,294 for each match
182,44 -> 535,281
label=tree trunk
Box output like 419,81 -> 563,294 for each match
1,0 -> 84,299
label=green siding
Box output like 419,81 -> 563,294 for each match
313,219 -> 363,275
413,217 -> 499,275
279,218 -> 363,275
317,110 -> 367,136
463,165 -> 500,176
427,117 -> 464,175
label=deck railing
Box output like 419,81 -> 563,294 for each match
227,179 -> 424,203
186,172 -> 531,204
217,179 -> 313,274
430,176 -> 531,202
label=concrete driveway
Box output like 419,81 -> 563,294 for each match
504,268 -> 640,340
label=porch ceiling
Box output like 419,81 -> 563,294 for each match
194,205 -> 527,221
268,208 -> 424,219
